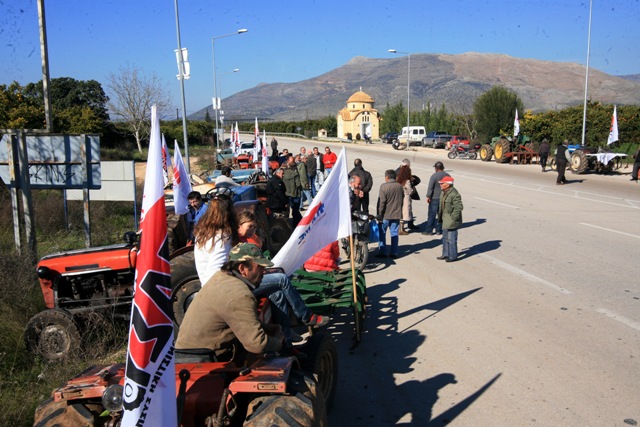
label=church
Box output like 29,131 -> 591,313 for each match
336,90 -> 380,141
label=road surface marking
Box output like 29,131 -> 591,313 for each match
580,222 -> 640,240
480,254 -> 573,295
596,308 -> 640,332
474,197 -> 519,209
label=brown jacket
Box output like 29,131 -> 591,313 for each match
377,179 -> 404,220
175,270 -> 282,356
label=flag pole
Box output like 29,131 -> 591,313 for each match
348,233 -> 362,343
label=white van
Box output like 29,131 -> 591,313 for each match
399,126 -> 426,146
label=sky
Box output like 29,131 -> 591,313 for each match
2,0 -> 639,117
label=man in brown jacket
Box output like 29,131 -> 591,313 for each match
175,243 -> 284,361
376,169 -> 404,259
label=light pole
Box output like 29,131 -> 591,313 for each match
580,0 -> 593,146
389,49 -> 411,144
214,69 -> 239,153
174,0 -> 190,173
212,29 -> 247,153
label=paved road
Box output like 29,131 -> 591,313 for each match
276,138 -> 639,426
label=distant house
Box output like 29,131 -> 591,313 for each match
337,91 -> 380,141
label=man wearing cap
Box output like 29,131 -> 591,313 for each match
422,161 -> 450,236
175,243 -> 284,361
555,140 -> 570,185
437,176 -> 463,262
214,166 -> 240,189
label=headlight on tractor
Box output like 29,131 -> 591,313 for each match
102,384 -> 124,413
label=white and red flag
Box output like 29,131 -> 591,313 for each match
233,122 -> 240,156
172,141 -> 192,215
261,129 -> 269,175
161,134 -> 172,186
122,105 -> 177,427
607,105 -> 619,145
253,117 -> 260,163
272,148 -> 352,275
513,109 -> 520,137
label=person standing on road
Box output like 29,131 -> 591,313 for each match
266,167 -> 288,214
270,137 -> 278,159
422,161 -> 450,236
322,147 -> 337,177
376,169 -> 404,259
556,140 -> 569,185
349,158 -> 373,213
282,154 -> 303,227
296,154 -> 312,210
437,176 -> 463,263
539,139 -> 550,172
305,152 -> 318,197
397,164 -> 417,234
631,147 -> 640,182
312,147 -> 325,192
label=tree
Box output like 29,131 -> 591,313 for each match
473,86 -> 524,142
106,65 -> 171,152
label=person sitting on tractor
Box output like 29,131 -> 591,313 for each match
214,166 -> 240,189
175,243 -> 284,363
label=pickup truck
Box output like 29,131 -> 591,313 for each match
422,131 -> 452,148
446,135 -> 470,149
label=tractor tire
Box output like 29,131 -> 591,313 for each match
342,236 -> 369,271
267,214 -> 292,255
570,150 -> 588,174
300,333 -> 338,411
244,370 -> 328,427
170,249 -> 201,334
33,398 -> 94,427
24,309 -> 81,362
494,139 -> 511,163
479,144 -> 493,161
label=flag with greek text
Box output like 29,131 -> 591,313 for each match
172,141 -> 192,215
272,148 -> 352,275
122,105 -> 177,427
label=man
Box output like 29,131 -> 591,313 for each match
214,166 -> 240,189
282,154 -> 303,227
187,191 -> 208,241
312,147 -> 325,192
299,146 -> 307,157
305,152 -> 318,198
270,136 -> 278,159
437,176 -> 463,263
348,175 -> 363,211
422,161 -> 450,236
556,140 -> 569,185
631,147 -> 640,181
296,154 -> 312,210
539,138 -> 551,172
266,167 -> 288,213
349,158 -> 373,213
322,146 -> 337,177
278,148 -> 289,166
376,169 -> 404,259
175,243 -> 284,362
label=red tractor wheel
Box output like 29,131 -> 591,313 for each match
24,309 -> 80,362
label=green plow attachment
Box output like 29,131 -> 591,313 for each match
290,268 -> 368,343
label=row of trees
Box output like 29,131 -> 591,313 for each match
2,74 -> 638,153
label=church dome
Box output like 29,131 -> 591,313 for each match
347,91 -> 374,104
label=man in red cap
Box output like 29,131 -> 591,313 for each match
437,175 -> 463,262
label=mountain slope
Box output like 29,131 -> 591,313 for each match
191,53 -> 640,121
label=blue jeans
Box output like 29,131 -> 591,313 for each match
379,219 -> 399,256
308,175 -> 317,197
425,198 -> 441,234
442,229 -> 458,260
254,272 -> 312,343
301,189 -> 312,208
289,196 -> 302,227
314,172 -> 324,192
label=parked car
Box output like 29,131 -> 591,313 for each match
238,141 -> 257,156
381,132 -> 398,144
399,126 -> 426,146
446,135 -> 470,149
422,131 -> 452,148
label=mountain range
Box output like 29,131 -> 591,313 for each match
190,52 -> 640,122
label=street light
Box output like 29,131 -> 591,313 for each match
389,49 -> 411,145
212,29 -> 248,153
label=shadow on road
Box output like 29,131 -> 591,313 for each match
327,280 -> 500,426
460,217 -> 487,229
458,239 -> 502,260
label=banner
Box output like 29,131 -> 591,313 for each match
122,105 -> 177,427
607,105 -> 619,145
261,129 -> 269,175
161,134 -> 172,186
253,117 -> 260,163
172,141 -> 192,215
513,109 -> 520,137
272,148 -> 352,275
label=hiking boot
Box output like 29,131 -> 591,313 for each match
399,228 -> 409,235
305,313 -> 329,328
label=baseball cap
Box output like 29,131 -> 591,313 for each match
438,176 -> 454,185
433,161 -> 444,169
229,243 -> 273,267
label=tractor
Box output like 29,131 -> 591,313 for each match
479,135 -> 535,163
548,144 -> 628,174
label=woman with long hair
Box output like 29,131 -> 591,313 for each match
193,193 -> 238,286
396,164 -> 417,233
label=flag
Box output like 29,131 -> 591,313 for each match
253,117 -> 260,164
161,134 -> 172,186
172,141 -> 192,215
233,122 -> 240,156
513,109 -> 520,137
122,105 -> 177,427
272,148 -> 352,275
261,129 -> 269,175
607,105 -> 619,145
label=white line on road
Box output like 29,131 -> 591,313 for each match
580,222 -> 640,240
596,308 -> 640,332
474,197 -> 519,209
480,254 -> 573,295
